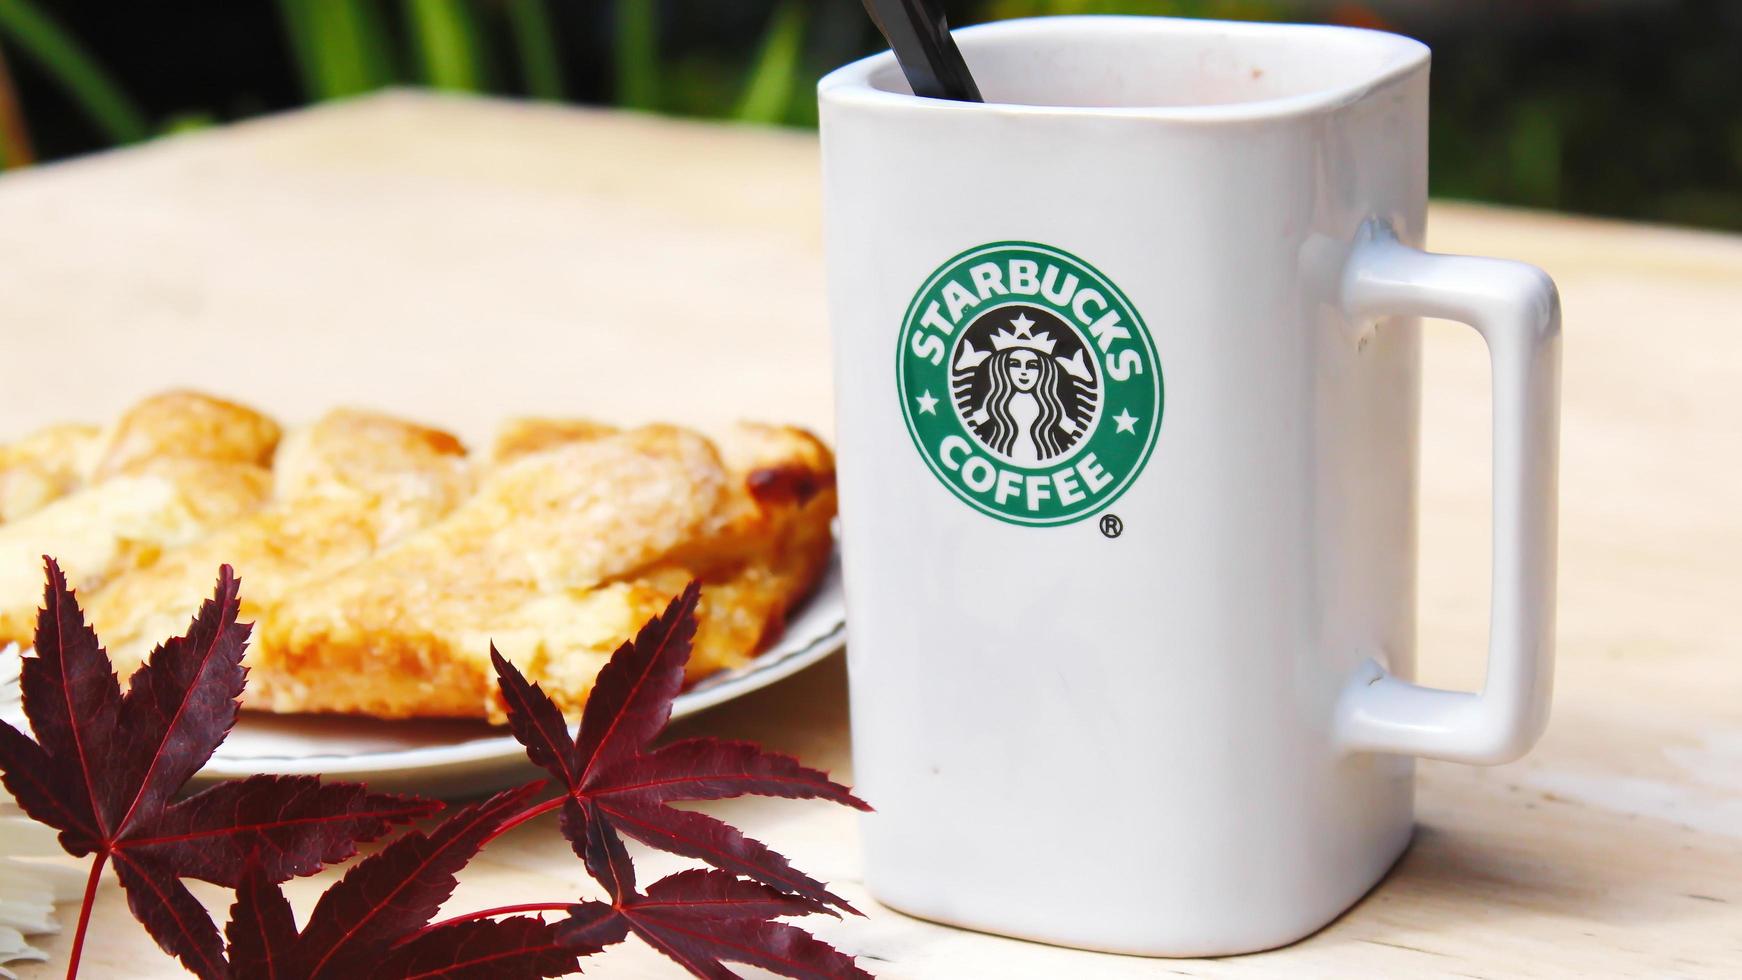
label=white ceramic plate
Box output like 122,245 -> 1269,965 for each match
0,550 -> 845,798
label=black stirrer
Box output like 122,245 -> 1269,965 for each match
861,0 -> 983,102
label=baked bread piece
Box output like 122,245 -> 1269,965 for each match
460,421 -> 835,705
0,460 -> 272,648
91,390 -> 282,478
0,423 -> 100,523
532,423 -> 837,699
251,422 -> 835,721
0,390 -> 282,526
490,418 -> 619,465
0,392 -> 282,648
252,425 -> 727,717
674,423 -> 836,679
91,410 -> 472,678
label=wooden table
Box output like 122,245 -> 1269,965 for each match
3,91 -> 1739,978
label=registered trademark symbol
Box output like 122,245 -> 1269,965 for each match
1099,514 -> 1123,538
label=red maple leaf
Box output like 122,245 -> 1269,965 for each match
216,784 -> 585,980
558,799 -> 873,980
370,916 -> 580,980
489,582 -> 871,916
0,560 -> 439,979
3,562 -> 876,979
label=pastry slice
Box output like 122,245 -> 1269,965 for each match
521,422 -> 837,704
0,392 -> 281,647
252,425 -> 729,717
252,422 -> 834,721
90,410 -> 472,677
91,390 -> 282,478
490,418 -> 619,465
0,460 -> 272,647
0,423 -> 100,523
0,391 -> 279,526
415,419 -> 835,711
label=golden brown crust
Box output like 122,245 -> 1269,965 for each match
468,424 -> 836,714
0,392 -> 280,527
249,423 -> 836,721
0,393 -> 282,642
92,390 -> 281,479
0,459 -> 272,647
0,423 -> 100,524
270,409 -> 470,502
490,418 -> 619,465
250,426 -> 730,717
660,424 -> 837,682
3,397 -> 834,724
91,410 -> 472,677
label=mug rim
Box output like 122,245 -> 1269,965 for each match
818,14 -> 1429,124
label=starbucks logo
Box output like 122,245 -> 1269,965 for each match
898,242 -> 1162,526
950,305 -> 1099,465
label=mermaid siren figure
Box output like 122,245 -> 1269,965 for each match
952,310 -> 1099,466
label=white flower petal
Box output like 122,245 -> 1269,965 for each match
0,924 -> 47,972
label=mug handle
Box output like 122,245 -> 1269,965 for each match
1334,220 -> 1562,765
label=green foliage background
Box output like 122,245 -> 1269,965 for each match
0,1 -> 1737,230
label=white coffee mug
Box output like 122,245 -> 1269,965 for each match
819,15 -> 1560,958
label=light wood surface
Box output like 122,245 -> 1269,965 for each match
4,91 -> 1739,978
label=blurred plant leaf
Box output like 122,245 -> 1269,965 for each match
0,0 -> 147,144
980,0 -> 1293,18
406,0 -> 488,92
614,0 -> 658,110
1507,97 -> 1562,208
158,111 -> 216,137
507,0 -> 564,100
0,38 -> 32,167
735,0 -> 807,125
276,0 -> 398,100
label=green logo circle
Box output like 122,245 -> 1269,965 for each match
897,242 -> 1163,526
